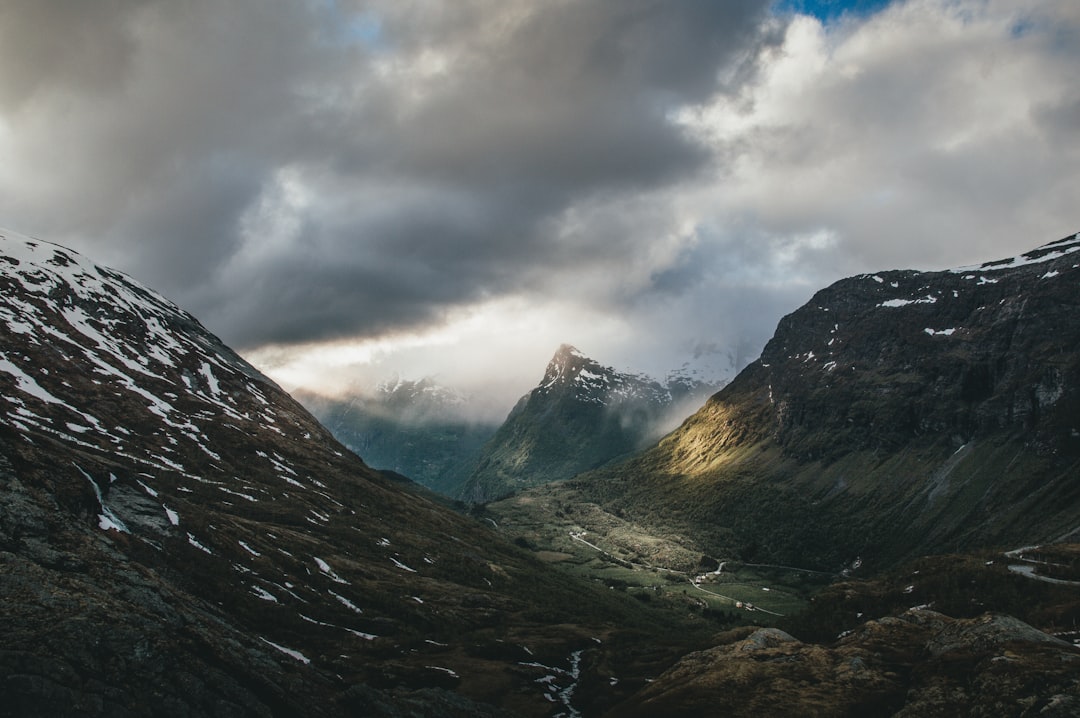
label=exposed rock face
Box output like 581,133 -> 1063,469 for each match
0,229 -> 671,716
611,610 -> 1080,718
756,233 -> 1080,462
569,233 -> 1080,569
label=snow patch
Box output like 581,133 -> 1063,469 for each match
329,589 -> 363,614
187,533 -> 212,554
314,556 -> 349,584
239,540 -> 261,557
390,557 -> 417,573
879,295 -> 938,308
260,638 -> 310,665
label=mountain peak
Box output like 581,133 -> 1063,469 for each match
540,343 -> 595,390
460,344 -> 726,501
554,343 -> 585,359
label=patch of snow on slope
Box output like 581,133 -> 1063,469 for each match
314,556 -> 348,584
74,464 -> 130,533
390,557 -> 418,573
0,353 -> 103,428
239,540 -> 261,557
328,590 -> 363,614
187,533 -> 212,554
259,638 -> 310,665
878,295 -> 938,308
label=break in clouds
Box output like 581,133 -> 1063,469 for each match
1,0 -> 1078,411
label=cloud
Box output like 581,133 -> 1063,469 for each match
0,0 -> 149,108
1,0 -> 1079,414
0,0 -> 780,351
677,0 -> 1080,273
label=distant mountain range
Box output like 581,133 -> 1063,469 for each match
460,344 -> 724,502
297,345 -> 728,501
295,377 -> 498,497
525,232 -> 1080,571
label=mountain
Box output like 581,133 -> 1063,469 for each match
295,377 -> 498,497
0,229 -> 698,716
526,232 -> 1080,571
6,227 -> 1080,716
459,344 -> 723,502
610,550 -> 1080,718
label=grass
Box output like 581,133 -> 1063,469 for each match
485,490 -> 833,626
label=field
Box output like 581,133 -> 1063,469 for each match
483,490 -> 834,625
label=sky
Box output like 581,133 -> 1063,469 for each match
1,0 -> 1078,420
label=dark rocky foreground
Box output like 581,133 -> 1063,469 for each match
610,611 -> 1080,717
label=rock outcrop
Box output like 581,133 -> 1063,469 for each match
611,610 -> 1080,717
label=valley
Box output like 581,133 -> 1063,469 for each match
482,488 -> 833,622
2,228 -> 1079,716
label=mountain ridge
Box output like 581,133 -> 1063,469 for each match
532,231 -> 1080,570
460,343 -> 724,502
0,228 -> 697,716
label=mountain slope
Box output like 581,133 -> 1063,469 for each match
559,232 -> 1080,570
296,378 -> 497,497
461,344 -> 720,502
0,229 -> 690,716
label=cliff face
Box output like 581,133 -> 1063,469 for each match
572,233 -> 1080,569
756,235 -> 1079,463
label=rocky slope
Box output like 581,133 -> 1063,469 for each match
296,378 -> 497,497
558,232 -> 1080,570
612,611 -> 1080,717
611,548 -> 1080,717
460,345 -> 721,502
0,229 -> 690,716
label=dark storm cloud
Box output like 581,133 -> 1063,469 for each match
0,0 -> 149,107
293,0 -> 783,345
380,0 -> 774,188
0,0 -> 337,289
7,0 -> 1078,407
0,0 -> 780,349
